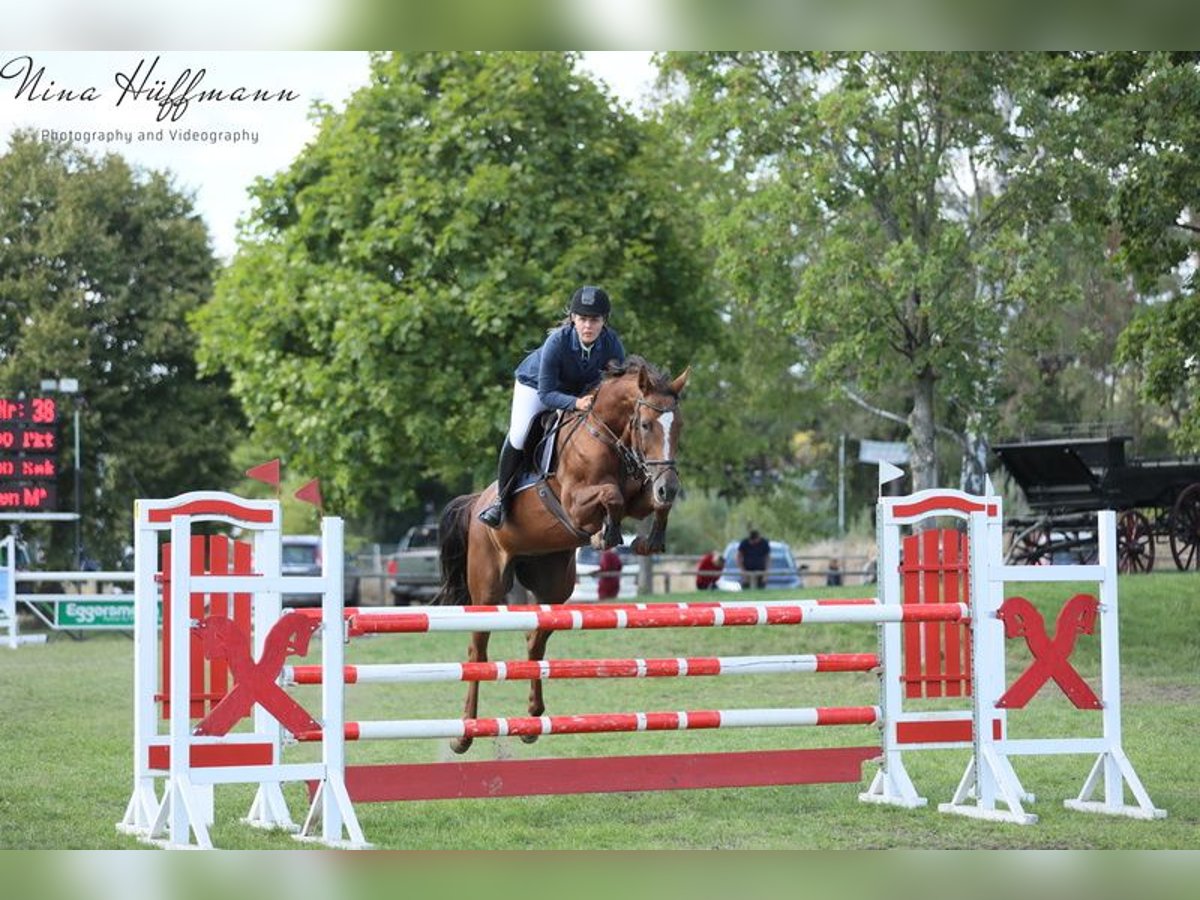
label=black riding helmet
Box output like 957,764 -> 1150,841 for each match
570,285 -> 611,318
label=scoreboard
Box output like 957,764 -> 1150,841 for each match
0,397 -> 61,512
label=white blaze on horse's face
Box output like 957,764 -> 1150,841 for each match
658,411 -> 675,460
646,405 -> 680,508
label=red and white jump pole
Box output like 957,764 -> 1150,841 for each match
295,706 -> 882,742
341,599 -> 966,635
283,652 -> 880,685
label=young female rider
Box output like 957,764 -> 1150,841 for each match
477,285 -> 626,528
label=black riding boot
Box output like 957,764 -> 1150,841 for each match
478,440 -> 523,529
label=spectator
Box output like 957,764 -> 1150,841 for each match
826,558 -> 843,587
736,529 -> 770,590
862,555 -> 878,585
596,546 -> 623,601
695,548 -> 724,590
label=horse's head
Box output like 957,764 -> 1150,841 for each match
592,356 -> 691,509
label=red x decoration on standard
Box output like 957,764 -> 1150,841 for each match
995,594 -> 1102,710
192,612 -> 323,737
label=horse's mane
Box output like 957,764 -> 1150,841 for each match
601,355 -> 676,396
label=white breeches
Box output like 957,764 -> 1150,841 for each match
507,381 -> 548,450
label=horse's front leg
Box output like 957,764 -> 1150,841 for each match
521,627 -> 553,743
632,507 -> 672,555
568,482 -> 625,549
450,630 -> 490,755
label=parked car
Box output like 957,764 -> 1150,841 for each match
388,523 -> 442,606
381,521 -> 537,606
281,535 -> 360,607
715,540 -> 802,591
571,537 -> 639,602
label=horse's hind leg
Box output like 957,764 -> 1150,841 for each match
513,550 -> 575,743
522,627 -> 552,742
451,526 -> 512,754
450,629 -> 489,755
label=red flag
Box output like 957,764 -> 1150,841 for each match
245,458 -> 282,487
294,478 -> 323,513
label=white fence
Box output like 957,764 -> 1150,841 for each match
6,566 -> 135,644
3,549 -> 871,647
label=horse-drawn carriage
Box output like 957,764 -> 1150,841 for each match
993,433 -> 1200,573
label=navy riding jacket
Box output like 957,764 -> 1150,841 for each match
515,324 -> 626,410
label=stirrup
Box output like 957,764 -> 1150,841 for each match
478,500 -> 504,529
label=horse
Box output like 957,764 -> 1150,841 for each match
434,355 -> 690,753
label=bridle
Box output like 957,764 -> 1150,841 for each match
571,384 -> 679,485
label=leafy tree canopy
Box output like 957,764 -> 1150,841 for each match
0,133 -> 241,565
1118,293 -> 1200,452
1036,52 -> 1200,453
659,51 -> 1115,491
195,51 -> 719,515
1036,52 -> 1200,288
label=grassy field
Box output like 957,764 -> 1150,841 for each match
1,572 -> 1197,849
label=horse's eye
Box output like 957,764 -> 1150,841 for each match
640,420 -> 652,432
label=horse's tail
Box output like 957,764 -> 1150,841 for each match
432,493 -> 479,606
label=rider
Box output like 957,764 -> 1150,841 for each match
477,285 -> 626,529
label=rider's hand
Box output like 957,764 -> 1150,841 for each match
574,395 -> 590,411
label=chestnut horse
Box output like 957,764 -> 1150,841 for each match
435,356 -> 690,753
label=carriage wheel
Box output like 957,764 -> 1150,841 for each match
1006,524 -> 1049,565
1169,483 -> 1200,571
1116,510 -> 1155,574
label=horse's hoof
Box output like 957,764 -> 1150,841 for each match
519,733 -> 540,745
449,737 -> 472,755
631,536 -> 650,555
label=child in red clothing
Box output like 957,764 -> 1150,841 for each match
597,547 -> 623,600
696,549 -> 724,590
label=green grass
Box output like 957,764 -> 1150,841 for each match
1,573 -> 1197,849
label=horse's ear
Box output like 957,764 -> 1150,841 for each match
671,365 -> 692,396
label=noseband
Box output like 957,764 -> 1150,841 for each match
632,397 -> 679,476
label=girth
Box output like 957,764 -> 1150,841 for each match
533,477 -> 593,544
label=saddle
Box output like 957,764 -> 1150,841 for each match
515,409 -> 566,491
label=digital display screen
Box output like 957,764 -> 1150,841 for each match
0,397 -> 62,511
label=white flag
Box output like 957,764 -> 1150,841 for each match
878,461 -> 905,490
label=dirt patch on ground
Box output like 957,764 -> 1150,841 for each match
1121,679 -> 1200,706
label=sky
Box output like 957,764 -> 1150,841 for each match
0,51 -> 655,261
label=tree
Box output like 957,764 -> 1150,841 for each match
0,134 -> 242,565
1033,53 -> 1200,453
1117,294 -> 1200,452
660,52 -> 1107,492
194,52 -> 719,515
1052,53 -> 1200,290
